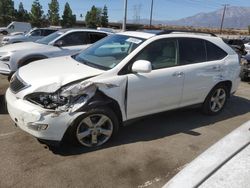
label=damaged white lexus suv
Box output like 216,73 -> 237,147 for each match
6,30 -> 241,148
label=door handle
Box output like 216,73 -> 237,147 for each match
172,71 -> 184,77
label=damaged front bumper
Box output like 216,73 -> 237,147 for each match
6,89 -> 84,141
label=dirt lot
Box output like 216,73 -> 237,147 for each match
0,73 -> 249,188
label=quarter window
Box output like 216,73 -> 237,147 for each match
206,41 -> 227,61
135,39 -> 178,70
179,38 -> 206,65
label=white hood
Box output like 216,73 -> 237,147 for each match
0,42 -> 48,53
4,35 -> 26,41
18,56 -> 104,93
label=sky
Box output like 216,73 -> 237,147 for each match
13,0 -> 250,23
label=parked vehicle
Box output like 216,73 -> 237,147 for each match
223,38 -> 247,56
240,55 -> 250,81
1,28 -> 58,45
0,22 -> 31,35
0,29 -> 111,76
163,120 -> 250,188
244,42 -> 250,54
6,30 -> 241,148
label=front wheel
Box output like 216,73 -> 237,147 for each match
202,85 -> 228,115
69,107 -> 119,148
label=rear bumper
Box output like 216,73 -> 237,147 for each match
6,88 -> 83,141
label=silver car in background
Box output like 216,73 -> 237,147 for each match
1,28 -> 58,45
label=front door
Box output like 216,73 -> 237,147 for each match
126,39 -> 184,120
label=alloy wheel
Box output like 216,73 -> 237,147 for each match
76,114 -> 113,147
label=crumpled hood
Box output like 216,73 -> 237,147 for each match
18,56 -> 104,93
0,42 -> 48,53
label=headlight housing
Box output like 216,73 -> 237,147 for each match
0,56 -> 10,62
3,38 -> 9,42
25,81 -> 97,112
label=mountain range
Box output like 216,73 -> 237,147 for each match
127,6 -> 250,29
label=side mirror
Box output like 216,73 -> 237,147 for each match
132,60 -> 152,73
54,40 -> 64,47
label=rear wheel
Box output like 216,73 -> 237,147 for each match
202,84 -> 228,115
68,107 -> 119,148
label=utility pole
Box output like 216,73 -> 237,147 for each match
122,0 -> 128,31
220,4 -> 229,34
149,0 -> 154,28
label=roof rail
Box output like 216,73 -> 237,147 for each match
157,30 -> 217,37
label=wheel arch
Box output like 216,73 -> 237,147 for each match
18,54 -> 48,68
214,80 -> 232,97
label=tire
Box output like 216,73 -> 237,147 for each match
202,84 -> 229,115
2,31 -> 8,35
67,107 -> 119,148
240,72 -> 248,81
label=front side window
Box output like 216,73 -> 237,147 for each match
36,31 -> 64,45
30,29 -> 41,36
179,38 -> 206,65
73,34 -> 145,70
135,39 -> 178,70
58,32 -> 88,46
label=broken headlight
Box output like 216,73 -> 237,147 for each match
25,92 -> 69,109
25,81 -> 97,111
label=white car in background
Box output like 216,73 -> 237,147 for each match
0,22 -> 31,35
1,28 -> 58,45
164,120 -> 250,188
6,30 -> 241,148
0,29 -> 111,76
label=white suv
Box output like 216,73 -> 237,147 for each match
6,30 -> 241,148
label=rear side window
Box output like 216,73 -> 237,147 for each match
42,29 -> 57,36
88,32 -> 107,43
206,41 -> 227,61
178,38 -> 206,65
59,32 -> 88,46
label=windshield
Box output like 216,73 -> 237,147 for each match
36,31 -> 63,45
73,34 -> 145,70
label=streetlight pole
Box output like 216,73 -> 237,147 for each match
122,0 -> 128,31
149,0 -> 154,29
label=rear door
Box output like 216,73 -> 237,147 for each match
179,38 -> 228,107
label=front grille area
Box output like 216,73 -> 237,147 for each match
10,75 -> 28,93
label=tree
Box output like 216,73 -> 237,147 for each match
30,0 -> 44,27
0,0 -> 15,26
15,2 -> 30,22
61,2 -> 76,27
101,5 -> 108,27
248,25 -> 250,35
85,6 -> 102,28
48,0 -> 60,25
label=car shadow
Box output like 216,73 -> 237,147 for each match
47,95 -> 250,156
0,94 -> 8,114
